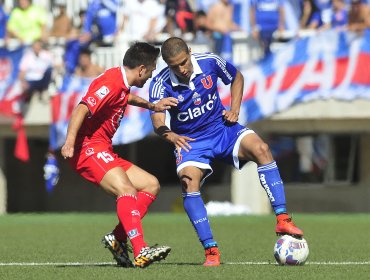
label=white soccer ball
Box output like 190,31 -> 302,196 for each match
273,235 -> 309,265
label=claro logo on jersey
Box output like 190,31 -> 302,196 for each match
95,86 -> 110,99
177,93 -> 217,122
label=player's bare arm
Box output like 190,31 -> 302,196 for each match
151,112 -> 195,152
128,94 -> 178,112
222,70 -> 244,123
61,103 -> 89,159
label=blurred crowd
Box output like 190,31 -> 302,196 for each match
1,0 -> 370,103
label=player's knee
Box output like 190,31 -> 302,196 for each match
146,175 -> 160,195
113,183 -> 136,196
179,175 -> 190,187
179,176 -> 199,192
254,142 -> 273,163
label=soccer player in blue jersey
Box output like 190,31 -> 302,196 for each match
149,37 -> 304,267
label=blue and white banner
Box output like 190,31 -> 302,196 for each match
238,29 -> 370,123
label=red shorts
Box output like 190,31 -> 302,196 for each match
69,142 -> 133,185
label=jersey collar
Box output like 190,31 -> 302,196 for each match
120,66 -> 131,89
169,55 -> 203,88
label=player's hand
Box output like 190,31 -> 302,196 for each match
222,110 -> 239,123
61,143 -> 74,159
172,134 -> 195,153
153,97 -> 178,112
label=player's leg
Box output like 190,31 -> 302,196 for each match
100,167 -> 171,268
112,164 -> 159,243
126,164 -> 171,266
179,166 -> 220,266
126,164 -> 160,217
237,132 -> 303,237
100,167 -> 147,256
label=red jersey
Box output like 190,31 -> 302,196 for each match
76,66 -> 130,147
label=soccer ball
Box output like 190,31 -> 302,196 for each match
273,235 -> 309,265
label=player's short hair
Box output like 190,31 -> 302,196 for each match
122,42 -> 160,69
161,37 -> 189,62
79,48 -> 92,57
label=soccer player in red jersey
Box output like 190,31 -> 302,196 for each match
61,42 -> 178,268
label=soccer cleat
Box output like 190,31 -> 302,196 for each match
102,232 -> 134,267
275,214 -> 304,237
134,245 -> 171,268
203,246 -> 221,267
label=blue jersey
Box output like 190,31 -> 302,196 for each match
149,53 -> 237,138
0,6 -> 8,39
84,0 -> 118,37
251,0 -> 285,31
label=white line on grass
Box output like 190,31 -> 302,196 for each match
0,261 -> 370,266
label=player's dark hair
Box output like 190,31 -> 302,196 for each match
79,48 -> 92,56
161,37 -> 189,62
122,42 -> 160,69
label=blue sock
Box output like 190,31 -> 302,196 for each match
183,192 -> 217,248
257,161 -> 287,215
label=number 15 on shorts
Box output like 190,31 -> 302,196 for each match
97,151 -> 114,163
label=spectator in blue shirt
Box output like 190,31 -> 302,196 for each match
300,0 -> 322,29
82,0 -> 119,47
301,0 -> 333,29
0,0 -> 8,41
250,0 -> 286,57
330,0 -> 348,29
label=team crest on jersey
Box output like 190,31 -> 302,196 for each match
192,92 -> 201,106
87,97 -> 96,107
174,149 -> 183,165
177,94 -> 184,102
95,85 -> 110,99
85,148 -> 94,156
201,75 -> 213,89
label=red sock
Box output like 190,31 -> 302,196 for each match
137,191 -> 156,218
113,223 -> 127,242
116,194 -> 146,257
113,191 -> 156,242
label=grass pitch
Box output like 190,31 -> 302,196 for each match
0,213 -> 369,280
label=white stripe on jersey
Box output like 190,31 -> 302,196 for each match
193,53 -> 227,67
151,69 -> 170,99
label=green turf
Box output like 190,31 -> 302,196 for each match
0,213 -> 369,280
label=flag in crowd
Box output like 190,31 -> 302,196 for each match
239,29 -> 370,124
0,46 -> 29,162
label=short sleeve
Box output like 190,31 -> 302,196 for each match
81,80 -> 115,116
212,54 -> 237,85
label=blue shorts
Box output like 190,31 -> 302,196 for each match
174,122 -> 255,183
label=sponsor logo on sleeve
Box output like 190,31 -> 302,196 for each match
95,86 -> 110,99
